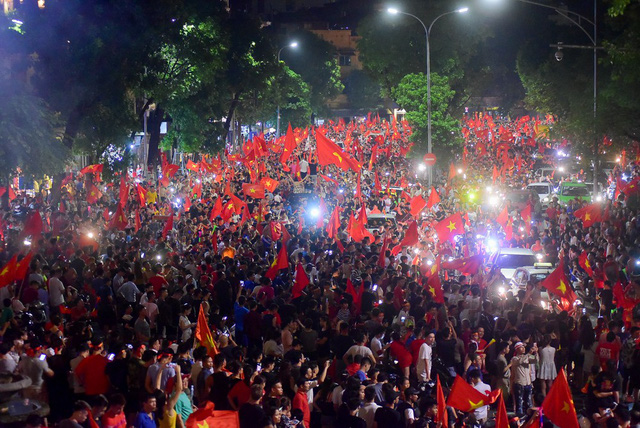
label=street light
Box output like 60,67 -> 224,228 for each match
488,0 -> 599,193
276,41 -> 299,137
386,6 -> 468,187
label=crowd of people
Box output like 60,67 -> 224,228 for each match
0,112 -> 639,428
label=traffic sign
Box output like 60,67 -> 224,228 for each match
423,153 -> 437,166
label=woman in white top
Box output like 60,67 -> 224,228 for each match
537,335 -> 558,396
178,304 -> 196,342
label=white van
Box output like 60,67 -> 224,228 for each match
527,182 -> 553,205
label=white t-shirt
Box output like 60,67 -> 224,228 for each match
344,344 -> 375,361
417,343 -> 432,381
48,277 -> 65,307
299,159 -> 309,173
357,402 -> 381,428
472,380 -> 491,420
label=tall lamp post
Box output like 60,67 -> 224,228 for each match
490,0 -> 599,193
387,7 -> 468,187
276,41 -> 298,137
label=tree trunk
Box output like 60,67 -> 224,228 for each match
1,174 -> 10,211
224,92 -> 242,144
147,106 -> 165,168
52,105 -> 86,205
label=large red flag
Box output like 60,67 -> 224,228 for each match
109,204 -> 128,231
162,212 -> 174,239
441,254 -> 484,275
426,187 -> 441,209
542,370 -> 579,428
426,264 -> 445,303
86,184 -> 102,205
573,203 -> 603,228
446,375 -> 501,412
135,184 -> 147,206
292,263 -> 310,299
391,221 -> 419,256
13,252 -> 33,285
540,259 -> 576,302
242,183 -> 266,199
22,211 -> 43,238
0,256 -> 18,289
194,308 -> 218,358
265,243 -> 289,280
378,236 -> 390,268
496,206 -> 509,228
186,159 -> 199,172
409,195 -> 427,218
434,213 -> 465,243
495,391 -> 509,428
134,209 -> 141,232
315,129 -> 362,172
326,205 -> 341,239
119,174 -> 128,207
79,164 -> 104,175
209,197 -> 223,221
260,176 -> 279,193
436,376 -> 448,428
280,123 -> 297,164
185,402 -> 238,428
578,251 -> 594,276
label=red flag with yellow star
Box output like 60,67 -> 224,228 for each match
434,212 -> 465,243
426,264 -> 445,304
315,129 -> 361,172
260,176 -> 279,193
242,183 -> 266,199
280,123 -> 297,165
540,259 -> 576,302
573,203 -> 603,228
578,251 -> 594,276
13,252 -> 33,285
437,376 -> 449,428
446,375 -> 501,412
426,187 -> 441,209
0,255 -> 18,289
542,369 -> 579,428
409,195 -> 427,218
86,184 -> 103,205
109,204 -> 129,231
194,308 -> 219,358
162,211 -> 174,239
185,402 -> 238,428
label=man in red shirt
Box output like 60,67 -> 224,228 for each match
75,338 -> 110,397
101,393 -> 127,428
596,331 -> 621,370
149,265 -> 169,296
292,378 -> 311,428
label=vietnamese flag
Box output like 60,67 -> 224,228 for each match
436,376 -> 448,428
13,252 -> 33,285
109,204 -> 128,231
265,242 -> 289,280
378,236 -> 390,268
22,210 -> 43,238
434,213 -> 465,243
242,183 -> 266,199
374,172 -> 382,192
426,187 -> 441,209
391,221 -> 419,256
495,391 -> 509,428
194,307 -> 219,358
79,164 -> 104,175
448,163 -> 456,181
573,203 -> 603,228
209,197 -> 223,221
86,184 -> 103,205
135,184 -> 147,206
186,159 -> 199,172
409,195 -> 427,218
542,370 -> 579,428
185,402 -> 238,428
315,129 -> 361,172
280,123 -> 297,164
426,264 -> 445,304
492,165 -> 499,184
162,211 -> 174,239
0,186 -> 17,201
521,203 -> 533,232
134,209 -> 141,232
346,279 -> 363,313
496,206 -> 509,228
292,263 -> 310,299
260,176 -> 279,193
0,255 -> 18,289
578,251 -> 594,276
446,375 -> 501,412
119,174 -> 128,207
319,174 -> 339,186
102,207 -> 110,222
326,205 -> 341,239
441,254 -> 484,274
541,259 -> 576,302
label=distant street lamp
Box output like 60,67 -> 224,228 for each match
276,41 -> 299,137
387,7 -> 468,186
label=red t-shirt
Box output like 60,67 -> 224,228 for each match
149,275 -> 169,296
293,390 -> 310,427
596,342 -> 621,369
410,339 -> 426,365
75,354 -> 110,395
389,341 -> 412,369
102,411 -> 127,428
228,381 -> 251,408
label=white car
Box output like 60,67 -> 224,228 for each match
487,248 -> 539,280
527,182 -> 554,206
366,213 -> 397,233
